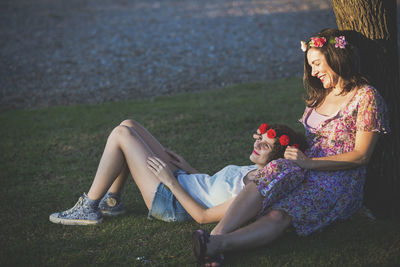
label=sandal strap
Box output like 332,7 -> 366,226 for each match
193,229 -> 210,264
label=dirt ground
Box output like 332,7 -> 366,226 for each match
0,0 -> 398,109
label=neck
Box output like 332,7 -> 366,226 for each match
332,78 -> 345,94
257,164 -> 266,170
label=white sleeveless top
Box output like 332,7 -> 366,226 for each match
176,165 -> 257,208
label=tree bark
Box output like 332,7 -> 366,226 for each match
331,0 -> 399,217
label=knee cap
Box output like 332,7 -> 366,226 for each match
120,119 -> 137,128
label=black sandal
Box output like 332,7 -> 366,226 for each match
192,229 -> 225,266
192,229 -> 210,264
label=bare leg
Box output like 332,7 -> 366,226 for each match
206,210 -> 292,256
106,161 -> 129,194
204,182 -> 292,256
87,124 -> 176,209
105,119 -> 177,195
211,183 -> 264,235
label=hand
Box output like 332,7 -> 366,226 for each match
284,146 -> 312,169
253,129 -> 261,140
164,148 -> 194,172
147,156 -> 175,187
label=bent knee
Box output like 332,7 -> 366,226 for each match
111,124 -> 135,138
267,209 -> 291,224
120,119 -> 138,128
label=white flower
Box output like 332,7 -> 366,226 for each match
300,41 -> 307,52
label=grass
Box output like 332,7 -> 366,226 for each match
0,78 -> 399,266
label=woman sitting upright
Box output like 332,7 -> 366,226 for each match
192,28 -> 390,265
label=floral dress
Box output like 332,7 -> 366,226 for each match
255,86 -> 389,236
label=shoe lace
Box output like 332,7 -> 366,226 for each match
66,197 -> 84,215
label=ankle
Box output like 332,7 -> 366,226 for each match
83,193 -> 100,208
210,226 -> 225,235
106,191 -> 121,198
206,235 -> 224,256
86,192 -> 102,201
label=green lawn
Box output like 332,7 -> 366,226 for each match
1,78 -> 399,266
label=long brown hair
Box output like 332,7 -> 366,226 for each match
303,28 -> 369,107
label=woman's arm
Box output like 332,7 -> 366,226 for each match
284,131 -> 379,171
165,149 -> 199,174
147,156 -> 233,224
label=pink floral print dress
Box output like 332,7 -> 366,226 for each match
255,86 -> 389,236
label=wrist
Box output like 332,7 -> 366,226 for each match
165,178 -> 179,189
305,158 -> 315,169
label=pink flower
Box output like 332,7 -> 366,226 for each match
335,36 -> 347,49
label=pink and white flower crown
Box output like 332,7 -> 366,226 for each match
300,36 -> 348,52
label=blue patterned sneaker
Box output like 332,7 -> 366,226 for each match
99,192 -> 126,216
49,193 -> 103,225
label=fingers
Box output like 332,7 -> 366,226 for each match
147,156 -> 167,167
253,129 -> 263,139
285,146 -> 298,152
146,158 -> 158,173
147,156 -> 167,174
284,147 -> 299,160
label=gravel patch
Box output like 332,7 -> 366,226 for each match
0,0 -> 356,109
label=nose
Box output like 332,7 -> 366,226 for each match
311,66 -> 318,77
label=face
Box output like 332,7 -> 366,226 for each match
307,48 -> 340,89
249,133 -> 275,168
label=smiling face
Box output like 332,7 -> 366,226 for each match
249,133 -> 275,168
307,48 -> 341,90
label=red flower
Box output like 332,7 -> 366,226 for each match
258,123 -> 269,134
267,129 -> 276,138
279,135 -> 290,146
310,37 -> 326,48
292,144 -> 299,149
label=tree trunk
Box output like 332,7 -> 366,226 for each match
331,0 -> 399,217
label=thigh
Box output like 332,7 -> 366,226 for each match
112,125 -> 162,209
120,119 -> 178,172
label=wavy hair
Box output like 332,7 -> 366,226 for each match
303,28 -> 369,107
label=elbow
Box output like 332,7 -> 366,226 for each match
193,212 -> 215,224
359,149 -> 374,165
193,215 -> 208,224
360,155 -> 371,166
193,214 -> 209,224
355,154 -> 371,166
351,149 -> 373,167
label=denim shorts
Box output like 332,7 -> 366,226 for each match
147,170 -> 193,222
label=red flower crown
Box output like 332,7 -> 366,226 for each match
258,123 -> 299,148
